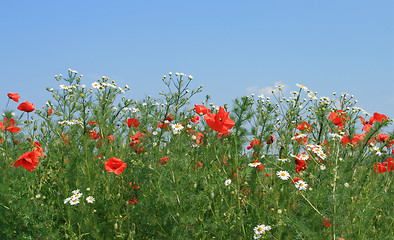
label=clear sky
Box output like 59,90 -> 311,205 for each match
1,0 -> 393,126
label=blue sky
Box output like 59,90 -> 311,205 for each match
1,0 -> 393,125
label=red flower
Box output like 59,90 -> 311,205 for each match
323,220 -> 331,228
266,135 -> 275,144
125,118 -> 140,128
296,122 -> 310,131
107,135 -> 115,143
373,112 -> 387,122
104,157 -> 127,175
165,115 -> 175,122
17,101 -> 35,112
6,126 -> 20,133
89,130 -> 100,140
360,116 -> 374,132
352,134 -> 364,147
194,105 -> 210,115
377,133 -> 390,143
7,92 -> 20,102
190,115 -> 200,124
247,140 -> 263,150
373,162 -> 387,173
159,156 -> 169,166
257,164 -> 265,172
329,110 -> 348,128
204,106 -> 235,134
89,121 -> 98,126
3,118 -> 20,133
48,108 -> 53,116
14,150 -> 41,171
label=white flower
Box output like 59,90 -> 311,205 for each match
295,180 -> 308,190
254,224 -> 270,234
225,179 -> 231,186
188,75 -> 193,80
298,153 -> 309,161
64,197 -> 72,204
320,165 -> 326,170
344,182 -> 349,188
118,87 -> 125,93
329,133 -> 342,140
70,198 -> 80,205
276,171 -> 290,180
292,134 -> 307,140
86,196 -> 95,203
172,123 -> 184,134
258,94 -> 264,98
253,233 -> 261,239
318,152 -> 327,160
132,108 -> 139,113
35,194 -> 41,199
92,82 -> 101,89
72,192 -> 83,199
296,83 -> 308,91
278,158 -> 289,162
248,162 -> 261,168
60,84 -> 68,90
108,83 -> 117,89
71,189 -> 80,195
81,84 -> 86,89
373,146 -> 383,156
168,72 -> 172,76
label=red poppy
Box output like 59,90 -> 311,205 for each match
62,133 -> 70,145
7,92 -> 20,102
204,106 -> 235,134
125,118 -> 140,128
352,134 -> 364,146
89,121 -> 98,126
290,177 -> 302,184
107,135 -> 115,143
195,105 -> 210,115
90,130 -> 100,140
165,115 -> 175,122
323,221 -> 331,228
247,140 -> 263,150
48,108 -> 53,116
266,135 -> 274,144
3,118 -> 20,133
360,116 -> 374,132
373,112 -> 387,122
0,122 -> 4,131
104,157 -> 127,175
377,133 -> 390,143
157,122 -> 169,129
190,115 -> 200,124
296,122 -> 310,131
7,126 -> 20,133
329,110 -> 348,128
159,156 -> 169,166
373,162 -> 387,173
17,101 -> 35,112
14,150 -> 41,171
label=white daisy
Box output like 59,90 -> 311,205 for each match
60,84 -> 68,90
70,198 -> 80,205
253,233 -> 261,239
225,179 -> 231,186
248,162 -> 261,168
276,171 -> 290,180
118,87 -> 125,93
92,82 -> 101,89
64,197 -> 72,204
295,180 -> 308,190
296,83 -> 308,91
278,158 -> 289,162
320,165 -> 326,170
71,189 -> 80,195
86,196 -> 95,203
72,192 -> 83,199
171,123 -> 184,134
254,224 -> 268,234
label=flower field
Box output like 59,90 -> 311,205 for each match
0,70 -> 393,239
